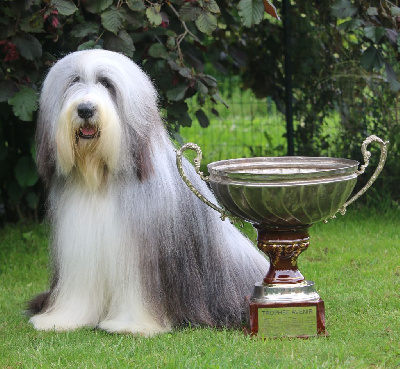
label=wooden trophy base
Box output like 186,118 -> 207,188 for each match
245,296 -> 327,338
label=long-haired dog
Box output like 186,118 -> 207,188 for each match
28,49 -> 269,336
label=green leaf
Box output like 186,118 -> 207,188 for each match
167,85 -> 188,101
178,112 -> 192,127
200,0 -> 220,14
166,36 -> 176,50
127,0 -> 146,12
13,34 -> 42,60
168,101 -> 188,117
104,30 -> 135,57
195,80 -> 208,95
8,87 -> 38,122
168,60 -> 181,72
386,28 -> 397,44
26,192 -> 39,210
179,3 -> 201,21
0,81 -> 17,103
366,7 -> 378,16
167,102 -> 192,127
364,26 -> 385,43
195,9 -> 217,34
385,62 -> 400,92
179,67 -> 192,78
238,0 -> 264,28
360,46 -> 384,71
331,0 -> 357,19
77,40 -> 102,50
211,92 -> 229,108
195,109 -> 210,128
15,156 -> 39,188
200,74 -> 218,88
20,14 -> 44,33
146,6 -> 162,26
391,6 -> 400,16
125,12 -> 146,30
211,107 -> 219,117
148,43 -> 168,59
51,0 -> 78,16
71,22 -> 100,38
101,6 -> 126,34
337,18 -> 362,31
84,0 -> 113,13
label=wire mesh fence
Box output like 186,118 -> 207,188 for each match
180,83 -> 288,164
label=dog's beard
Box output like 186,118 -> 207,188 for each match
56,94 -> 121,190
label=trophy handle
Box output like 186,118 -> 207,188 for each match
176,143 -> 230,220
337,135 -> 389,215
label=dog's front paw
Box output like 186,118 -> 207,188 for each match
97,319 -> 171,337
29,313 -> 96,332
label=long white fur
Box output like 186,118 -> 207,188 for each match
29,49 -> 269,336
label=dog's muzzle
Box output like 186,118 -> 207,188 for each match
76,102 -> 99,140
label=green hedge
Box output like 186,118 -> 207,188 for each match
0,0 -> 399,222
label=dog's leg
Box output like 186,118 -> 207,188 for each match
29,184 -> 129,332
29,307 -> 100,332
28,278 -> 105,331
97,285 -> 171,336
97,313 -> 171,337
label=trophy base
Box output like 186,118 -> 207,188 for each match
245,281 -> 327,338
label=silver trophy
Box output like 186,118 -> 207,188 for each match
176,135 -> 388,338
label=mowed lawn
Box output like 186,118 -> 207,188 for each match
0,207 -> 399,368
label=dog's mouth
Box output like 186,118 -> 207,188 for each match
76,125 -> 100,140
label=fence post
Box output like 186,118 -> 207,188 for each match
283,0 -> 294,156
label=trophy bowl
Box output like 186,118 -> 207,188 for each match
207,156 -> 359,227
176,135 -> 388,338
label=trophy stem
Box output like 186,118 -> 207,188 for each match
245,225 -> 327,338
256,226 -> 311,285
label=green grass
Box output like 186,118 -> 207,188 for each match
1,208 -> 399,368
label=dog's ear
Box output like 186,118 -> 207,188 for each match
119,66 -> 161,181
35,112 -> 56,187
134,138 -> 154,181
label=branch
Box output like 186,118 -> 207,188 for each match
167,1 -> 200,64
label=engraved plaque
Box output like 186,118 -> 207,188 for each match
258,306 -> 317,337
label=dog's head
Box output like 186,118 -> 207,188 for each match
36,50 -> 160,189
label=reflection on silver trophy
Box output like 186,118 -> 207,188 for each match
176,135 -> 388,338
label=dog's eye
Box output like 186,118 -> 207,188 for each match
99,78 -> 112,89
71,76 -> 80,84
99,77 -> 116,96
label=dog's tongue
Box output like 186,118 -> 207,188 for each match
81,126 -> 97,136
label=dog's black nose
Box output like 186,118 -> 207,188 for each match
77,103 -> 96,119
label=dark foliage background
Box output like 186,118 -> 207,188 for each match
0,0 -> 398,222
